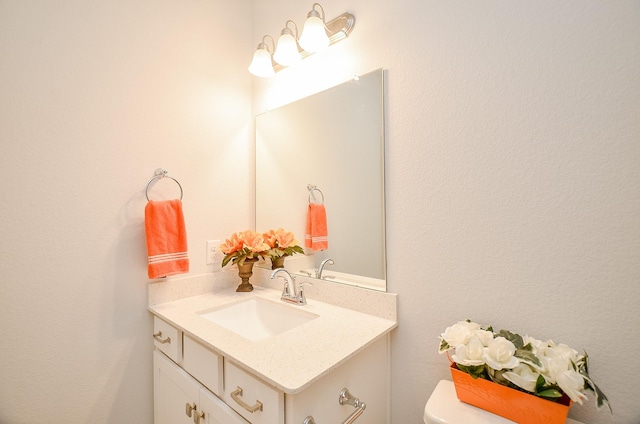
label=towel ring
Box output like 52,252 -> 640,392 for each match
145,168 -> 183,201
307,184 -> 324,204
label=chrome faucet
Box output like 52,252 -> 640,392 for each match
270,268 -> 310,305
317,258 -> 334,279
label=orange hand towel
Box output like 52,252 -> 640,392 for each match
304,203 -> 328,251
145,199 -> 189,279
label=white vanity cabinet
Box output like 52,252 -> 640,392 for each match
152,316 -> 391,424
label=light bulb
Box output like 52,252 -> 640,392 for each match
273,32 -> 301,66
248,46 -> 275,78
299,15 -> 329,53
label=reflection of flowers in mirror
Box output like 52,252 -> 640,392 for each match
438,320 -> 611,414
263,228 -> 304,259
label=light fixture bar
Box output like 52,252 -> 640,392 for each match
250,7 -> 355,76
326,13 -> 355,44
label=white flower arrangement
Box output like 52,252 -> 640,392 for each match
438,320 -> 611,413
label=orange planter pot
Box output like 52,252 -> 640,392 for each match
450,363 -> 572,424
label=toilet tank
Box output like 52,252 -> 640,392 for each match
424,380 -> 584,424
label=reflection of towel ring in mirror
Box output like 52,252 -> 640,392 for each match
146,168 -> 184,201
307,184 -> 324,204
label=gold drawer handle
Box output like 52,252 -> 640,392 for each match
230,386 -> 263,413
153,331 -> 171,344
194,410 -> 205,424
185,402 -> 196,417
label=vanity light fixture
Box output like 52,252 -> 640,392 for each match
248,3 -> 355,77
248,35 -> 276,78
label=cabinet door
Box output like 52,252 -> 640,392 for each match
154,350 -> 201,424
155,350 -> 248,424
199,387 -> 249,424
285,336 -> 390,424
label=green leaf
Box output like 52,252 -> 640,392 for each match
497,329 -> 524,348
515,348 -> 542,368
520,343 -> 533,352
580,350 -> 591,375
582,372 -> 612,413
457,364 -> 486,379
221,255 -> 232,267
537,389 -> 563,399
592,381 -> 612,413
488,369 -> 510,385
438,339 -> 450,352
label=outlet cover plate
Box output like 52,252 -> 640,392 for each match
206,239 -> 221,270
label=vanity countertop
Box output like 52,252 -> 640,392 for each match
149,285 -> 397,394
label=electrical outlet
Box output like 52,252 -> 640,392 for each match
206,240 -> 221,270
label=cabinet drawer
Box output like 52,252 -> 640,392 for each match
182,334 -> 223,396
224,360 -> 284,424
200,386 -> 249,424
153,316 -> 182,363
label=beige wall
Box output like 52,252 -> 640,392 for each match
1,0 -> 639,423
0,0 -> 252,422
252,1 -> 640,423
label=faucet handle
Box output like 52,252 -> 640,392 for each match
281,279 -> 290,297
274,271 -> 296,297
277,276 -> 293,297
298,281 -> 313,305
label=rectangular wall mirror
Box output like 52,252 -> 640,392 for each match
256,69 -> 386,291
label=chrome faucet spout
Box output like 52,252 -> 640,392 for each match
270,268 -> 291,280
270,268 -> 296,296
317,258 -> 335,279
271,268 -> 308,305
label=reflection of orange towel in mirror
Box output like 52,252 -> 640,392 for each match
145,199 -> 189,279
304,203 -> 328,251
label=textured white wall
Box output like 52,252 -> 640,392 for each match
252,1 -> 640,423
0,0 -> 252,422
1,1 -> 638,423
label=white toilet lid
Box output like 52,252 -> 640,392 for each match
424,380 -> 514,424
424,380 -> 584,424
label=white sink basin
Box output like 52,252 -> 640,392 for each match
198,297 -> 318,342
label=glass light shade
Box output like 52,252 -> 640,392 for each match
299,16 -> 329,53
273,33 -> 301,66
248,48 -> 275,78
